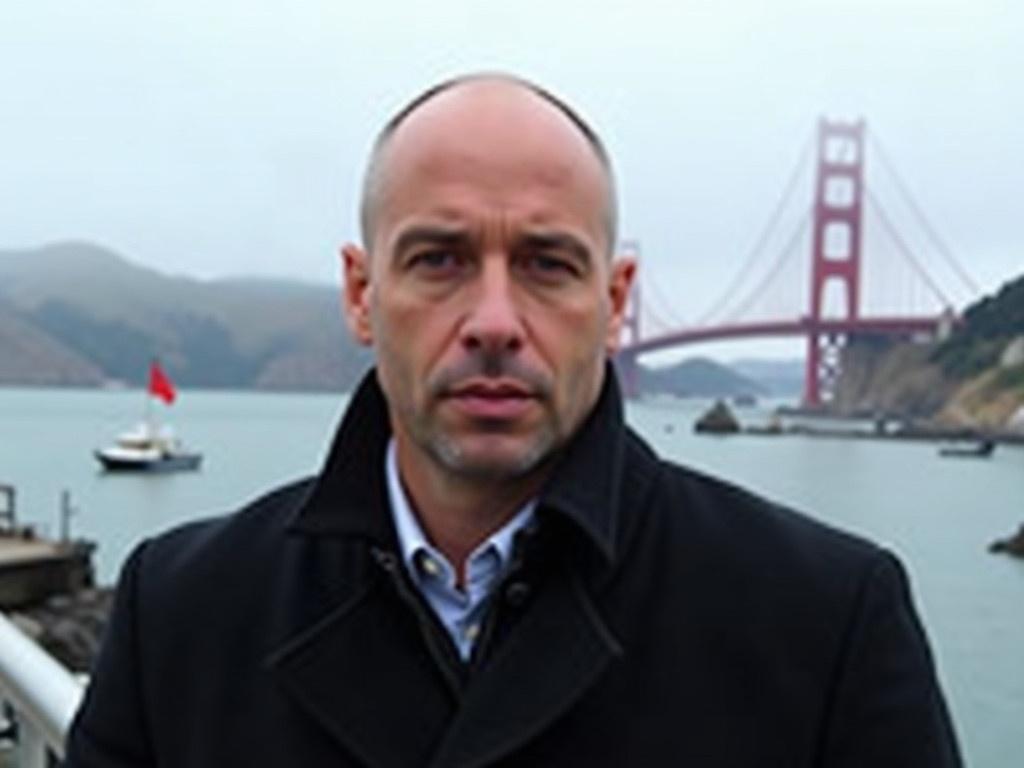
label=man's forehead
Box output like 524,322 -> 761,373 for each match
370,80 -> 611,228
386,132 -> 593,202
388,79 -> 597,153
359,75 -> 618,252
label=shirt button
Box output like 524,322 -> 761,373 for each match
504,581 -> 531,607
464,623 -> 481,642
419,553 -> 442,577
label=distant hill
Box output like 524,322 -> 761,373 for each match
729,358 -> 804,397
0,298 -> 106,386
637,357 -> 765,398
0,242 -> 373,391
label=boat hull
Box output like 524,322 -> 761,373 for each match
94,450 -> 202,473
938,441 -> 995,459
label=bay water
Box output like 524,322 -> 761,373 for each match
0,386 -> 1020,766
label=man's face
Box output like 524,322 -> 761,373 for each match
345,82 -> 634,482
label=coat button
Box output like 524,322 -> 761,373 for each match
513,523 -> 540,551
504,581 -> 531,607
371,548 -> 398,572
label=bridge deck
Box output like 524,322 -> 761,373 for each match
621,316 -> 941,358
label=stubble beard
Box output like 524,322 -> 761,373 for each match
419,413 -> 560,483
397,351 -> 565,484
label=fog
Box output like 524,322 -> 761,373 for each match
2,0 -> 1019,359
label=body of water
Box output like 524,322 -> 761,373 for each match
0,386 -> 1021,766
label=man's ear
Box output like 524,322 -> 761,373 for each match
605,256 -> 637,355
341,243 -> 374,346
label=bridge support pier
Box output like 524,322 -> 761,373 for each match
804,331 -> 847,408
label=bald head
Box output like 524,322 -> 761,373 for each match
359,74 -> 618,254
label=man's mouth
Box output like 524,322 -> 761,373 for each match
443,379 -> 538,420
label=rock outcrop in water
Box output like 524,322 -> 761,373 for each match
694,400 -> 740,434
989,524 -> 1024,558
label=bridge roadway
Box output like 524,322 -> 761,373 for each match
618,315 -> 942,359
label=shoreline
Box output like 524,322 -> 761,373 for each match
742,423 -> 1024,446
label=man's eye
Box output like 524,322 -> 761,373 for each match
522,252 -> 578,280
408,250 -> 461,273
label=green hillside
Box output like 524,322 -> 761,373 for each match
834,271 -> 1024,428
932,273 -> 1024,377
0,242 -> 372,391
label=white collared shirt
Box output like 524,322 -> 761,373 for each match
385,439 -> 536,660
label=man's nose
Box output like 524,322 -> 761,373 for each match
460,260 -> 524,354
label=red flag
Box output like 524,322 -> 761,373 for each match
148,361 -> 176,404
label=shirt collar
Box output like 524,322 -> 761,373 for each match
384,438 -> 535,578
288,364 -> 630,567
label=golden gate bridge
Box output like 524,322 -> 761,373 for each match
615,119 -> 979,407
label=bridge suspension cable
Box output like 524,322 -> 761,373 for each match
867,133 -> 981,298
864,188 -> 954,310
643,275 -> 689,330
695,132 -> 814,327
641,295 -> 682,336
722,208 -> 812,324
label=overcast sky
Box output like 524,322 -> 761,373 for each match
2,0 -> 1020,360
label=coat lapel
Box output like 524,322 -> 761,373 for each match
430,566 -> 622,768
266,572 -> 456,768
274,373 -> 457,766
271,367 -> 637,767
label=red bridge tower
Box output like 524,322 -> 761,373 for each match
804,119 -> 866,407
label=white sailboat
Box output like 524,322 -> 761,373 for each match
94,361 -> 202,472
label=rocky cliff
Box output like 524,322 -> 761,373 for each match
833,273 -> 1024,430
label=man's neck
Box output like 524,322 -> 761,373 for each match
394,440 -> 549,585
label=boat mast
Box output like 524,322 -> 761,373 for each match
144,378 -> 154,438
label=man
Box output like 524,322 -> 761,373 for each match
66,75 -> 962,766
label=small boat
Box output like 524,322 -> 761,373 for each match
938,440 -> 995,459
95,423 -> 202,472
95,361 -> 202,473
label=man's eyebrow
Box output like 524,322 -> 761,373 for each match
392,226 -> 469,257
518,231 -> 593,267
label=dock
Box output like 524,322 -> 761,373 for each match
0,485 -> 95,610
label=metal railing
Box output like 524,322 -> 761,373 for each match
0,612 -> 84,766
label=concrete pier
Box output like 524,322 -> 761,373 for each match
0,485 -> 95,610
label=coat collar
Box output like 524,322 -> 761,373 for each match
274,364 -> 634,767
287,364 -> 628,565
286,370 -> 395,543
267,542 -> 622,768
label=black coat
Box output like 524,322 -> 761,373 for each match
66,371 -> 962,767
